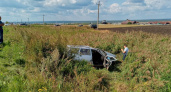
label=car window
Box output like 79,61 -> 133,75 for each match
69,48 -> 80,54
80,49 -> 91,55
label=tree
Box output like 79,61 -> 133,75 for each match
127,22 -> 132,24
5,21 -> 9,24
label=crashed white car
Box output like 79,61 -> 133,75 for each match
67,45 -> 117,69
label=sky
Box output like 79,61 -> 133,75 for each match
0,0 -> 171,22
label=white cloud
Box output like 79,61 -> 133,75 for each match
0,0 -> 171,21
88,9 -> 97,14
122,0 -> 146,12
43,0 -> 77,6
66,8 -> 89,16
122,0 -> 171,11
91,0 -> 106,5
62,4 -> 65,6
31,7 -> 40,12
144,0 -> 170,9
91,0 -> 99,4
71,0 -> 77,4
16,0 -> 21,2
109,3 -> 121,13
21,10 -> 26,13
122,1 -> 144,6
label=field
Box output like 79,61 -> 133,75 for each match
99,24 -> 149,28
99,25 -> 171,36
0,25 -> 170,92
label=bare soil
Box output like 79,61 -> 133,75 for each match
99,25 -> 171,36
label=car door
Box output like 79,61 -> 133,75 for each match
79,48 -> 92,61
68,48 -> 80,61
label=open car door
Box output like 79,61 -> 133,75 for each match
103,56 -> 113,70
92,49 -> 113,69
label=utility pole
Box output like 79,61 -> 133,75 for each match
43,14 -> 45,24
28,18 -> 29,24
97,1 -> 101,30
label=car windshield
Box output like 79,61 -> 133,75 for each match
80,49 -> 91,55
97,49 -> 106,56
69,48 -> 79,54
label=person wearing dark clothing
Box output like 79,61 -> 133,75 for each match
0,16 -> 4,44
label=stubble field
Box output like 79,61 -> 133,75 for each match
99,25 -> 171,36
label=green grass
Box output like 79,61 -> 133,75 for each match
0,25 -> 170,92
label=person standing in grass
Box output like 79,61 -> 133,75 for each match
0,16 -> 4,44
121,44 -> 129,61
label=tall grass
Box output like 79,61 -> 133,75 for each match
0,25 -> 170,92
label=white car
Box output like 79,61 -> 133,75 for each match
67,45 -> 117,69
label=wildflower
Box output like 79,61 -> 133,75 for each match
144,82 -> 148,86
42,87 -> 47,91
38,89 -> 42,92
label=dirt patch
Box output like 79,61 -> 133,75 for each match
99,25 -> 171,36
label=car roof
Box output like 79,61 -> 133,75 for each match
67,45 -> 116,57
67,45 -> 93,49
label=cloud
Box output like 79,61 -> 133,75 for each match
0,0 -> 171,21
108,3 -> 121,13
122,0 -> 171,10
105,0 -> 171,20
0,0 -> 27,8
127,0 -> 145,3
144,0 -> 171,9
43,0 -> 78,7
31,7 -> 41,12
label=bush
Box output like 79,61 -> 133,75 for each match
60,60 -> 92,78
15,59 -> 26,66
127,22 -> 132,24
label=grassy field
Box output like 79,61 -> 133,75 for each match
0,25 -> 170,92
